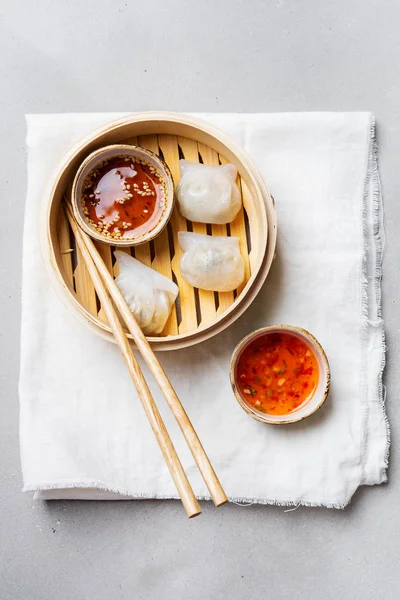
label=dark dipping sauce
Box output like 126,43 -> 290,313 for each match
80,155 -> 166,240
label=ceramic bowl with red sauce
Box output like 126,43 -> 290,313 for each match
72,144 -> 174,247
230,325 -> 330,424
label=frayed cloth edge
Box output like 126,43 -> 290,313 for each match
360,116 -> 389,482
23,481 -> 347,510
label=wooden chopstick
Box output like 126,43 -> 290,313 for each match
65,202 -> 227,508
65,204 -> 201,518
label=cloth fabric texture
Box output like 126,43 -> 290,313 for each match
20,112 -> 388,508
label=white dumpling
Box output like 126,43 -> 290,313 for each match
178,232 -> 245,292
176,160 -> 242,224
114,251 -> 178,335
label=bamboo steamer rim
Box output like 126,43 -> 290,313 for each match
42,112 -> 277,350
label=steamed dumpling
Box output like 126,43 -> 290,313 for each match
176,160 -> 242,224
114,251 -> 178,335
178,232 -> 245,292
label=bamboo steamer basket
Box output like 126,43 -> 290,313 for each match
42,112 -> 277,351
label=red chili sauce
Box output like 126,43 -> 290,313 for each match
236,332 -> 319,416
80,155 -> 165,240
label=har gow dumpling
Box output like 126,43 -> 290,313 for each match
114,251 -> 178,335
176,160 -> 242,224
178,232 -> 245,292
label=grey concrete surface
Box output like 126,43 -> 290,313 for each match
1,1 -> 399,598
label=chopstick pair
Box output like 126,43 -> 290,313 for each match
64,201 -> 227,518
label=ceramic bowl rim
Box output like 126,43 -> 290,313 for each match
71,144 -> 174,247
230,324 -> 331,425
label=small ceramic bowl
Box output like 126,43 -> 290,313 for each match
230,325 -> 330,425
71,144 -> 174,247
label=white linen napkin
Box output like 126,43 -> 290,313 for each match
20,112 -> 388,508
